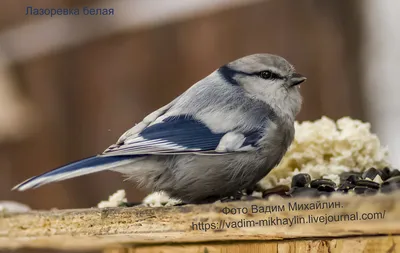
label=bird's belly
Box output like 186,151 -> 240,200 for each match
115,148 -> 285,204
157,152 -> 273,203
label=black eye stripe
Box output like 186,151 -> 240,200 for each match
258,70 -> 283,80
218,65 -> 284,85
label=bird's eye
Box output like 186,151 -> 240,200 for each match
259,70 -> 282,80
259,71 -> 273,79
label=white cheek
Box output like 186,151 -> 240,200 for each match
243,79 -> 278,97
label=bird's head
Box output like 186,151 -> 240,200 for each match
218,53 -> 306,120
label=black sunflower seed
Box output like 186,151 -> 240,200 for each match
355,180 -> 380,189
310,179 -> 336,189
317,184 -> 336,192
262,185 -> 290,199
362,167 -> 379,180
346,174 -> 362,184
339,172 -> 362,184
291,173 -> 311,188
380,167 -> 391,181
337,181 -> 355,193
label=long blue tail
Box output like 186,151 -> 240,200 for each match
12,155 -> 140,191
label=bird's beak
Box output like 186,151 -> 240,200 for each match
290,73 -> 307,87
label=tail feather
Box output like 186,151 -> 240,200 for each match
12,155 -> 140,191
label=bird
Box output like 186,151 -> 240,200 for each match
13,53 -> 306,204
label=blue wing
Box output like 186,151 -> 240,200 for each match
13,114 -> 264,191
101,115 -> 263,156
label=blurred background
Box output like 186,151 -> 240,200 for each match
0,0 -> 398,213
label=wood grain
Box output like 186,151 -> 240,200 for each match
121,236 -> 399,253
1,192 -> 399,251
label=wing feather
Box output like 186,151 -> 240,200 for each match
100,115 -> 262,157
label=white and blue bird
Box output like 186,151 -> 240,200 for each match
13,53 -> 306,204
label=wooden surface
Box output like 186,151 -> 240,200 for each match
1,192 -> 399,251
106,236 -> 399,253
